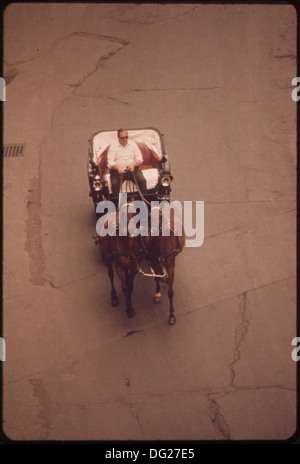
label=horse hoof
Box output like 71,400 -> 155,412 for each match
168,315 -> 175,325
153,295 -> 161,304
111,297 -> 118,307
127,308 -> 136,318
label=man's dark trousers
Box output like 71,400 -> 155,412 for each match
110,166 -> 147,197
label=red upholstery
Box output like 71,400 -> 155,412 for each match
97,146 -> 110,179
97,142 -> 160,178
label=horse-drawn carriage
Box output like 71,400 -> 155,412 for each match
88,127 -> 173,210
87,128 -> 184,325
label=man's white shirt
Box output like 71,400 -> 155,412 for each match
107,140 -> 143,170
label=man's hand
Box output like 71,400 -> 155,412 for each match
111,164 -> 125,174
127,163 -> 136,172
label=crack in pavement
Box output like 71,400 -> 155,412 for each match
6,30 -> 129,68
71,45 -> 126,91
203,293 -> 249,440
129,86 -> 221,92
53,31 -> 130,94
101,86 -> 221,104
47,272 -> 103,289
205,291 -> 259,439
202,281 -> 295,440
3,62 -> 19,84
203,292 -> 250,438
74,85 -> 222,103
204,208 -> 296,241
208,397 -> 231,440
54,31 -> 129,47
104,3 -> 200,26
228,293 -> 248,386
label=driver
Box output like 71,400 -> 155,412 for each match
106,129 -> 147,197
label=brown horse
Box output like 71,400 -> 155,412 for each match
97,201 -> 151,318
97,200 -> 184,324
147,206 -> 185,325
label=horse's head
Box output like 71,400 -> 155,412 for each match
117,198 -> 153,241
148,204 -> 185,256
117,199 -> 136,238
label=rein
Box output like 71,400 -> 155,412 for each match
131,171 -> 152,206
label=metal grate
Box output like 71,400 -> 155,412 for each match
3,144 -> 26,157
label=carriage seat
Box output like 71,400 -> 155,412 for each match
96,142 -> 161,194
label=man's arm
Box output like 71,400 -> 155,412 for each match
107,146 -> 125,174
127,142 -> 143,172
110,163 -> 126,174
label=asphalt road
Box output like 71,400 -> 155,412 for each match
2,3 -> 297,442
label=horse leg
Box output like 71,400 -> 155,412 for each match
167,264 -> 175,325
108,262 -> 118,307
154,277 -> 161,304
168,284 -> 175,325
119,268 -> 135,318
126,269 -> 136,318
100,241 -> 118,307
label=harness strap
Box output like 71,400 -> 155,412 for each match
158,248 -> 182,260
109,249 -> 145,260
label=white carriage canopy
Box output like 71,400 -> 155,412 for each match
91,128 -> 164,162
